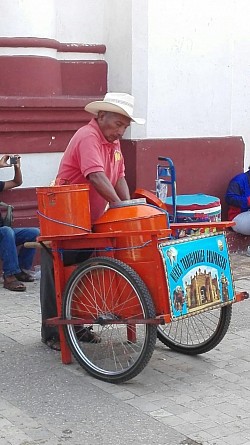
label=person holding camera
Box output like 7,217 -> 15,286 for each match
0,154 -> 40,291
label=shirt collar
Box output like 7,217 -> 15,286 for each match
89,118 -> 118,147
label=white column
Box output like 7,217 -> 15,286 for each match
103,0 -> 148,139
131,0 -> 148,139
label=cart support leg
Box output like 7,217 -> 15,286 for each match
127,324 -> 136,343
52,242 -> 72,364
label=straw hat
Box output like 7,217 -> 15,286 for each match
85,92 -> 145,125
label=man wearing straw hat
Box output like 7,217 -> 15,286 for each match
41,92 -> 145,350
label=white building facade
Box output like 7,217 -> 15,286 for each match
0,0 -> 249,189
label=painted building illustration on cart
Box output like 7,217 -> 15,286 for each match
184,267 -> 230,310
160,234 -> 234,319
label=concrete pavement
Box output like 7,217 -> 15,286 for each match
0,252 -> 250,445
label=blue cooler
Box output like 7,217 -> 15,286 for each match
165,194 -> 221,223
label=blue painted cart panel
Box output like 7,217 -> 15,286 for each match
159,234 -> 234,319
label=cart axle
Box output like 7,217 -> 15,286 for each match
44,316 -> 165,326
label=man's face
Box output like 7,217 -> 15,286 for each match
97,112 -> 131,143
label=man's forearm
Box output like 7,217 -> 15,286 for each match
115,177 -> 130,201
88,172 -> 121,204
3,164 -> 23,190
13,165 -> 22,186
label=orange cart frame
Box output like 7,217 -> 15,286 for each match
38,221 -> 248,369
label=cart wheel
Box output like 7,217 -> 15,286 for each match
62,257 -> 157,383
157,305 -> 232,355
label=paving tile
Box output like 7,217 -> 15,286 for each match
219,431 -> 250,445
113,390 -> 136,401
125,397 -> 162,412
150,408 -> 173,418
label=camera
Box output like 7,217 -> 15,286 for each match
9,156 -> 19,165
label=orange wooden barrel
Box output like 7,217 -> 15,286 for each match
93,199 -> 171,315
36,184 -> 91,237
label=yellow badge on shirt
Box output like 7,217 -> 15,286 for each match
114,150 -> 122,161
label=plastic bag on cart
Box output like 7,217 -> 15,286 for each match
156,179 -> 168,202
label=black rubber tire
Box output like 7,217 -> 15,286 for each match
157,305 -> 232,355
62,256 -> 157,383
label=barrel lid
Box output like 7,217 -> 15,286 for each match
165,194 -> 220,210
94,203 -> 166,225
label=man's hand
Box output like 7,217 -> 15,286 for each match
13,155 -> 21,169
0,154 -> 21,168
0,155 -> 11,168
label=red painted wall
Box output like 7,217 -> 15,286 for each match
61,60 -> 107,96
1,188 -> 39,228
0,98 -> 93,154
121,136 -> 245,221
0,56 -> 62,96
0,38 -> 107,98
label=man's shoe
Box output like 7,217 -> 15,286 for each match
76,326 -> 101,343
15,270 -> 34,282
42,336 -> 61,351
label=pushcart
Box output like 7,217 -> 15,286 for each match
37,172 -> 248,384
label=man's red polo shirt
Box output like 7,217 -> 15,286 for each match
56,118 -> 125,223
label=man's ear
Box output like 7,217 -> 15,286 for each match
97,111 -> 106,120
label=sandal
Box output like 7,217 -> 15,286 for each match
4,278 -> 26,292
76,326 -> 101,343
15,270 -> 34,282
42,336 -> 61,351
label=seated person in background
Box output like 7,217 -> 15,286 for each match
0,154 -> 40,292
225,167 -> 250,235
